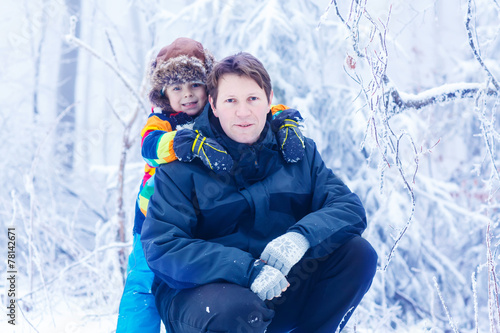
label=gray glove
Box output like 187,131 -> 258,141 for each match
250,265 -> 289,301
260,232 -> 310,276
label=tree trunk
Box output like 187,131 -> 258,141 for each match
56,0 -> 81,171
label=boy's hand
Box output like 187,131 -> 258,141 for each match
271,109 -> 305,163
173,129 -> 233,172
260,232 -> 310,276
250,265 -> 289,301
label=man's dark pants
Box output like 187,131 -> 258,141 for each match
155,236 -> 377,333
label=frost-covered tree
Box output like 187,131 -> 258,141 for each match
322,0 -> 499,331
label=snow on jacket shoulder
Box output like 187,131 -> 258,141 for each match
140,106 -> 366,298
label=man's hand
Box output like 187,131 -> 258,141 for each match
173,129 -> 233,172
260,232 -> 310,276
271,109 -> 305,163
250,265 -> 289,301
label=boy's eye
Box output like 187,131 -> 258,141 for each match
192,83 -> 202,88
249,96 -> 258,101
170,86 -> 181,91
225,98 -> 235,103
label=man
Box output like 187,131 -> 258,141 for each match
141,52 -> 377,333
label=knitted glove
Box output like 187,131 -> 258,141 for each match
250,265 -> 289,301
173,129 -> 233,172
271,109 -> 305,163
260,232 -> 310,276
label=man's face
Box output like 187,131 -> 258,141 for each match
210,74 -> 272,144
165,82 -> 207,116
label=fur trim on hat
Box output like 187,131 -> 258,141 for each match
149,48 -> 215,112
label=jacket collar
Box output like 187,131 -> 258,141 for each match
194,105 -> 280,187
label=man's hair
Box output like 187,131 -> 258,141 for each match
207,52 -> 272,108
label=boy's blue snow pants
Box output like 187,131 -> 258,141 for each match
116,233 -> 162,333
154,236 -> 377,333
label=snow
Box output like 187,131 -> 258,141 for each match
1,0 -> 499,332
399,82 -> 489,101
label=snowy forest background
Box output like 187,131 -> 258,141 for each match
0,0 -> 499,332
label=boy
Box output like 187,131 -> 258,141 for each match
117,38 -> 306,332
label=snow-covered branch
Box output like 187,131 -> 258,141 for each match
466,0 -> 500,91
112,96 -> 143,279
331,0 -> 368,59
434,276 -> 460,333
386,82 -> 499,116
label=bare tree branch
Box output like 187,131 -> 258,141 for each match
64,16 -> 149,114
434,276 -> 460,333
472,271 -> 480,333
486,220 -> 500,329
25,103 -> 75,299
466,0 -> 500,91
18,242 -> 132,301
386,82 -> 498,116
60,185 -> 108,221
64,14 -> 150,279
317,0 -> 338,28
109,74 -> 147,280
382,132 -> 417,270
475,95 -> 500,181
329,0 -> 367,58
394,290 -> 448,323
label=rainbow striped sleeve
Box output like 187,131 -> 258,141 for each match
138,175 -> 155,217
270,104 -> 290,118
141,113 -> 179,167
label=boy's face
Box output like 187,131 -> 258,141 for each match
164,82 -> 207,116
210,74 -> 272,145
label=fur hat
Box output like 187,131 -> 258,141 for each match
149,37 -> 215,112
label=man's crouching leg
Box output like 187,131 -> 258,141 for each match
158,283 -> 275,333
265,236 -> 377,333
299,236 -> 377,332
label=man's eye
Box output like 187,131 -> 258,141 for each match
249,97 -> 258,101
226,98 -> 235,103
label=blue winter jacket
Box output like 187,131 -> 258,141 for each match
141,105 -> 367,304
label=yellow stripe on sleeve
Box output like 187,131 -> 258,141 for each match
156,131 -> 178,164
140,115 -> 173,137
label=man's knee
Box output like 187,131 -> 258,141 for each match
344,236 -> 378,285
168,283 -> 273,333
215,297 -> 272,333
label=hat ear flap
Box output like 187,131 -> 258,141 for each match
149,88 -> 172,112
